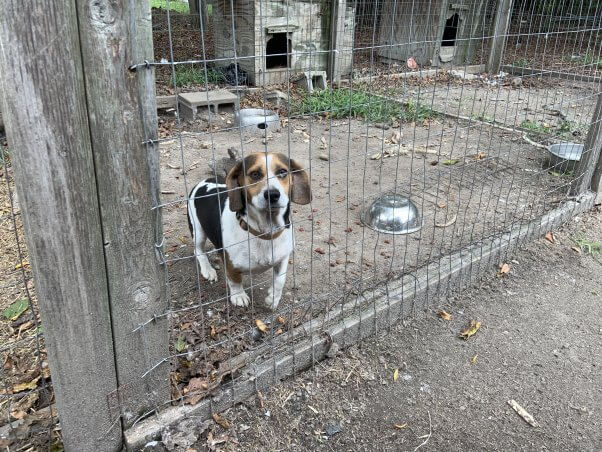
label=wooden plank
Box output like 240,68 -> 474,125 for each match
75,0 -> 169,428
571,93 -> 602,196
487,0 -> 514,74
125,191 -> 596,449
0,1 -> 121,451
500,65 -> 601,84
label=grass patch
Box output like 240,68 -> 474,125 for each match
174,65 -> 223,87
472,113 -> 495,123
574,238 -> 602,263
520,119 -> 551,134
580,52 -> 602,69
293,89 -> 437,124
151,0 -> 190,13
513,58 -> 531,68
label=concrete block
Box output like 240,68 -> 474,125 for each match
265,90 -> 289,107
178,90 -> 240,119
294,71 -> 328,93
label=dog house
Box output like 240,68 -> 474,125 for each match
212,0 -> 356,86
377,0 -> 490,67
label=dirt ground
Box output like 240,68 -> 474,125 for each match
157,75 -> 587,403
154,205 -> 602,452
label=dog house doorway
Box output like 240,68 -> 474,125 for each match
266,33 -> 292,69
439,12 -> 459,63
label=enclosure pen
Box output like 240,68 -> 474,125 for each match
0,0 -> 601,451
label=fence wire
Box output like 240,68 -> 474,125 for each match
1,0 -> 601,449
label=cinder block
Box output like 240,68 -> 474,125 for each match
294,71 -> 328,93
178,90 -> 240,119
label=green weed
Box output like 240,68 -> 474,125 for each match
514,58 -> 530,68
293,89 -> 437,124
574,238 -> 602,264
173,66 -> 223,87
151,0 -> 190,13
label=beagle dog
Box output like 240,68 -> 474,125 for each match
187,152 -> 311,309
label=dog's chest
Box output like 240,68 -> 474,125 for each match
222,212 -> 292,272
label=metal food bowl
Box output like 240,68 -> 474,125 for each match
234,108 -> 280,134
361,194 -> 422,235
547,143 -> 583,173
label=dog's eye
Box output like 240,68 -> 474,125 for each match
276,168 -> 288,178
250,171 -> 262,181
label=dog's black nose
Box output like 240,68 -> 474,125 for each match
264,189 -> 281,204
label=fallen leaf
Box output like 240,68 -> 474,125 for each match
475,151 -> 487,160
14,260 -> 29,270
407,57 -> 418,70
2,298 -> 29,321
443,159 -> 460,166
508,399 -> 539,427
212,413 -> 231,429
393,423 -> 408,430
438,310 -> 452,321
459,320 -> 481,340
255,319 -> 268,333
544,231 -> 555,243
393,368 -> 399,382
10,410 -> 27,420
277,315 -> 286,325
344,227 -> 353,233
13,376 -> 40,393
471,354 -> 478,364
315,247 -> 326,255
185,377 -> 209,405
275,328 -> 283,335
498,263 -> 511,276
325,236 -> 336,246
571,246 -> 581,254
175,336 -> 187,352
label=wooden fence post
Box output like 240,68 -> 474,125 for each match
571,93 -> 602,196
74,0 -> 169,427
328,0 -> 346,85
487,0 -> 514,74
0,2 -> 122,451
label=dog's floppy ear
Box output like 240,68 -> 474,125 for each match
288,158 -> 311,205
225,160 -> 245,212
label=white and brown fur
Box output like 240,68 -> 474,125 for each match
187,152 -> 311,309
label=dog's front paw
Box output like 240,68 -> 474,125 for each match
264,292 -> 281,310
230,291 -> 250,307
200,265 -> 218,282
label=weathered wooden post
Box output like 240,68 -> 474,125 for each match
0,2 -> 121,451
487,0 -> 514,74
571,93 -> 602,196
328,0 -> 347,85
74,0 -> 169,427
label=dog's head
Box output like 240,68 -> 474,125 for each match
225,152 -> 311,214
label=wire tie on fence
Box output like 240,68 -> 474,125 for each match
143,138 -> 160,146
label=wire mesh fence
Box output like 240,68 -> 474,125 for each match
1,0 -> 601,449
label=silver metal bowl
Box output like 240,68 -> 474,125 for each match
361,194 -> 422,235
548,142 -> 583,172
234,108 -> 280,134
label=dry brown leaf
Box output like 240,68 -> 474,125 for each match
315,247 -> 326,255
276,315 -> 287,325
393,423 -> 408,430
13,376 -> 40,393
325,236 -> 336,246
498,263 -> 511,276
459,320 -> 481,340
185,377 -> 209,405
544,231 -> 555,243
438,310 -> 452,321
14,260 -> 29,270
571,246 -> 581,254
393,368 -> 399,382
275,328 -> 283,335
212,413 -> 231,429
10,410 -> 27,420
255,319 -> 268,333
475,151 -> 487,160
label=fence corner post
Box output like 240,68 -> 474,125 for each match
571,93 -> 602,197
74,0 -> 170,428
